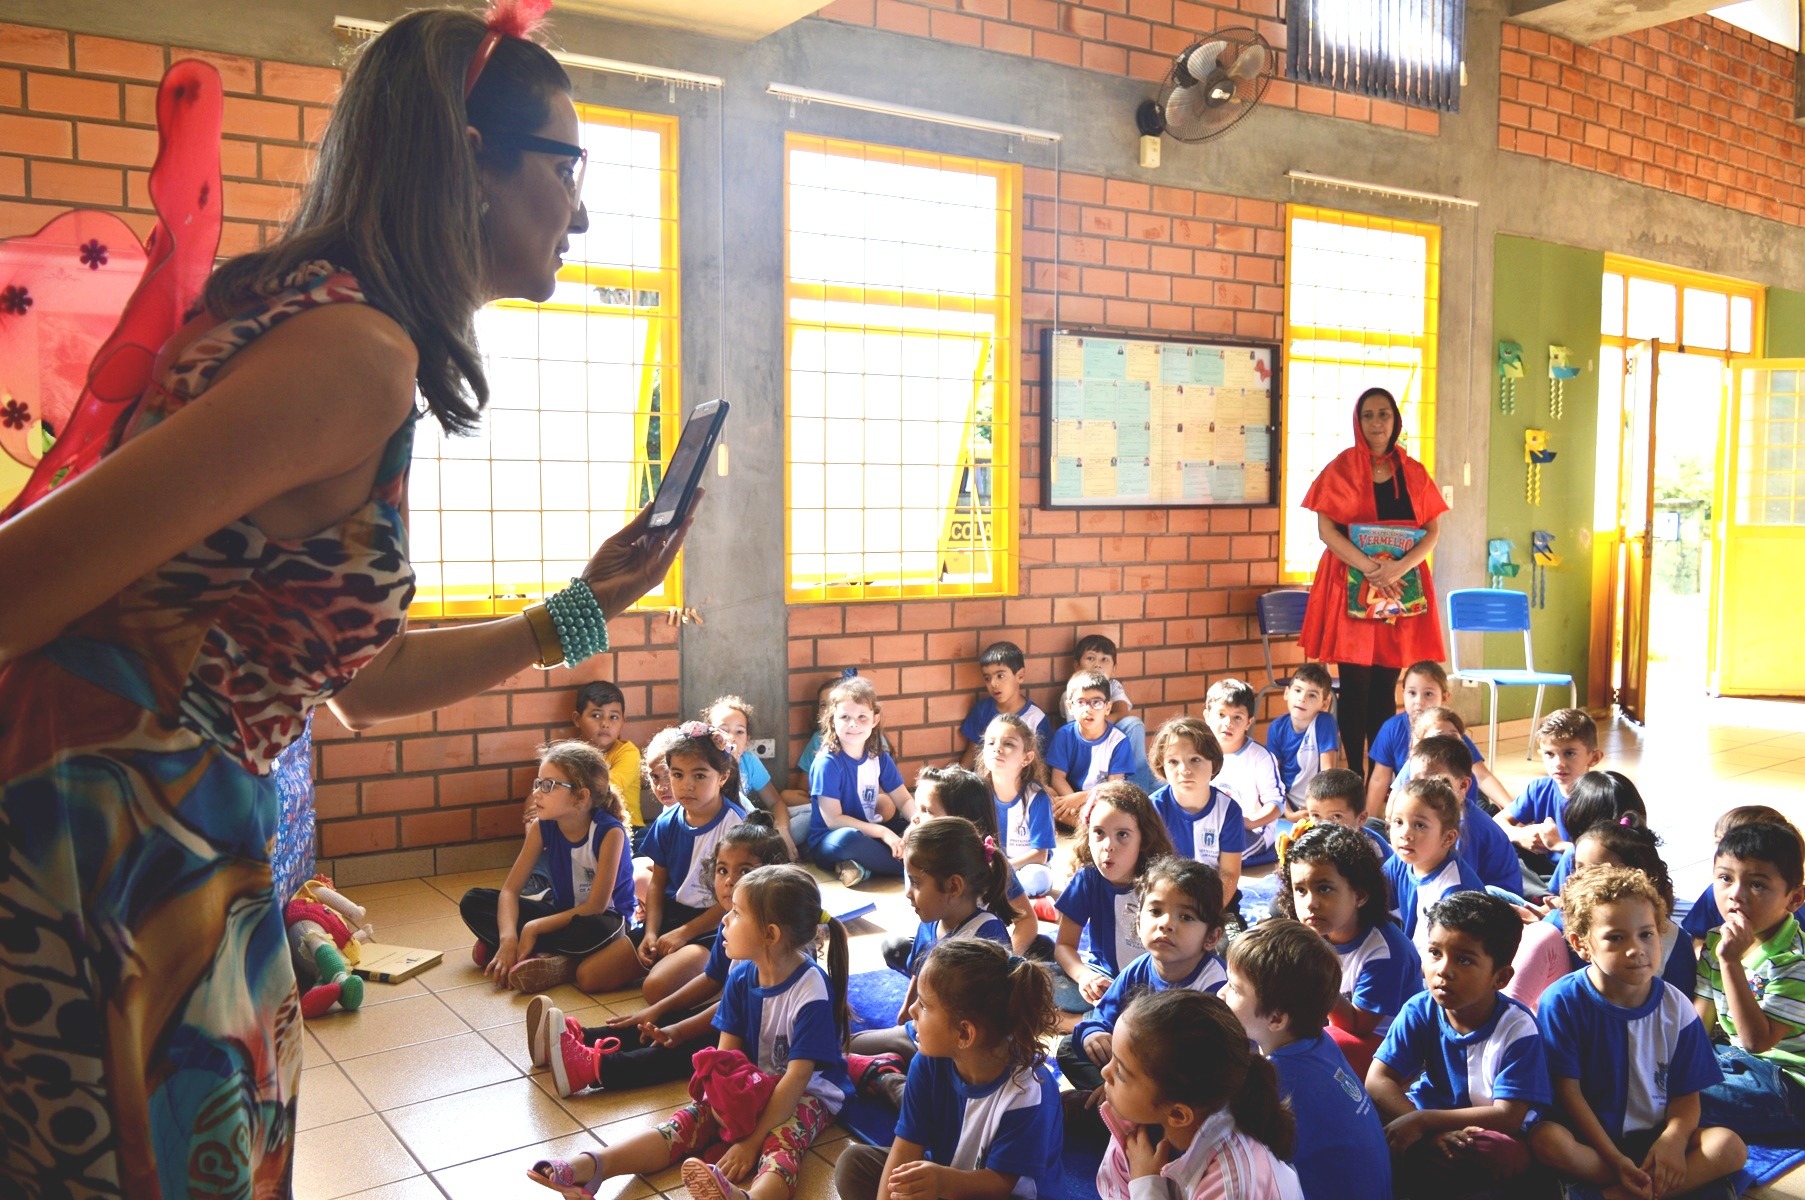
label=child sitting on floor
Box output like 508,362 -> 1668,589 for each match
1404,733 -> 1521,897
1205,678 -> 1284,868
1148,716 -> 1243,909
845,816 -> 1013,1107
1275,822 -> 1420,1080
1095,990 -> 1302,1199
1302,768 -> 1393,861
960,639 -> 1048,767
1384,777 -> 1486,954
832,940 -> 1063,1200
1532,866 -> 1745,1197
1365,661 -> 1513,820
1053,782 -> 1178,1014
1265,663 -> 1340,820
1223,918 -> 1393,1200
1368,891 -> 1549,1197
1494,707 -> 1603,875
981,712 -> 1057,898
1680,805 -> 1805,947
528,865 -> 851,1200
705,695 -> 799,861
1046,668 -> 1133,827
806,675 -> 914,887
1063,856 -> 1228,1132
909,765 -> 1042,956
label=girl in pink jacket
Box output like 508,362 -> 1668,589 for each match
1096,989 -> 1303,1200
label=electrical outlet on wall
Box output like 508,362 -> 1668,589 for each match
752,738 -> 776,759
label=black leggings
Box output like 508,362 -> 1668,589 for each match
459,888 -> 624,956
1335,661 -> 1402,779
577,1020 -> 713,1091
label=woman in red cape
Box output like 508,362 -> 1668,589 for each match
1299,387 -> 1447,778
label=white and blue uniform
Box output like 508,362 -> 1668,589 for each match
1271,1033 -> 1393,1200
806,749 -> 905,851
962,696 -> 1050,748
738,749 -> 771,806
1371,716 -> 1487,778
906,909 -> 1012,976
1376,990 -> 1552,1115
540,811 -> 635,917
996,787 -> 1057,861
1045,721 -> 1132,792
1215,740 -> 1285,864
1073,951 -> 1227,1046
1054,866 -> 1142,977
1265,711 -> 1341,804
643,799 -> 748,910
713,958 -> 851,1111
702,925 -> 733,985
1384,852 -> 1487,954
1537,971 -> 1720,1140
1361,824 -> 1397,863
896,1055 -> 1062,1198
1150,784 -> 1246,868
1507,776 -> 1572,843
1544,908 -> 1697,998
1333,920 -> 1424,1039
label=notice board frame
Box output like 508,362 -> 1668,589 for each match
1038,327 -> 1282,510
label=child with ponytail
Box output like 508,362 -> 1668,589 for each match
529,864 -> 851,1200
1096,989 -> 1302,1200
833,940 -> 1064,1200
806,675 -> 915,888
910,764 -> 1044,956
846,816 -> 1014,1105
979,711 -> 1058,898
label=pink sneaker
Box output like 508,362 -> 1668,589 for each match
549,1029 -> 621,1098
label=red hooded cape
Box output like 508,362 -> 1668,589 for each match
1298,400 -> 1448,667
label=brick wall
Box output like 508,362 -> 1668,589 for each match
0,22 -> 336,250
1498,17 -> 1805,226
785,167 -> 1294,782
813,0 -> 1443,135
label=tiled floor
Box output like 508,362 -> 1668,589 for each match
296,697 -> 1805,1200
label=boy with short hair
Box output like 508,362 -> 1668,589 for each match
1266,662 -> 1340,821
1494,707 -> 1602,869
1205,678 -> 1283,866
1223,919 -> 1393,1200
1045,669 -> 1132,827
1368,891 -> 1550,1195
573,681 -> 645,830
1407,735 -> 1520,896
1304,768 -> 1392,861
1365,661 -> 1513,819
960,640 -> 1047,768
1074,633 -> 1155,790
1696,822 -> 1805,1141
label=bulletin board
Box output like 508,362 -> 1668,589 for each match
1041,329 -> 1279,508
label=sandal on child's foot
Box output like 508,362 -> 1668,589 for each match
836,860 -> 870,888
681,1157 -> 750,1200
526,1149 -> 603,1196
510,952 -> 577,993
526,996 -> 561,1068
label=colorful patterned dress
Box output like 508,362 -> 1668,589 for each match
0,262 -> 414,1199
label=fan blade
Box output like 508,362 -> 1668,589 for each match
1228,41 -> 1268,82
1164,83 -> 1205,128
1184,40 -> 1226,84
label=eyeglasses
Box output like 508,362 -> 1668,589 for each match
532,777 -> 578,794
485,131 -> 587,206
1076,698 -> 1110,710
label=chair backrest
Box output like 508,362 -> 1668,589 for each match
1256,590 -> 1312,639
1446,588 -> 1533,673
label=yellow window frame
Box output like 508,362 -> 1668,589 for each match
782,134 -> 1021,604
408,103 -> 682,619
1280,204 -> 1442,584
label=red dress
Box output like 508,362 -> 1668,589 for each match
1299,442 -> 1448,669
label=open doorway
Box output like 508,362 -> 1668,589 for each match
1593,261 -> 1760,725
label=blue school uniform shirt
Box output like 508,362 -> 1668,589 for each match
1371,714 -> 1487,775
1333,921 -> 1423,1039
1507,776 -> 1572,843
1054,866 -> 1142,976
896,1055 -> 1062,1196
1150,784 -> 1247,869
539,812 -> 635,917
1271,1033 -> 1393,1200
1214,739 -> 1285,862
1376,990 -> 1552,1114
1680,882 -> 1805,939
1074,951 -> 1227,1046
1362,824 -> 1397,863
996,787 -> 1057,860
806,749 -> 905,852
1461,797 -> 1523,895
1537,970 -> 1720,1140
1045,721 -> 1132,791
1384,852 -> 1487,953
713,958 -> 851,1110
1265,711 -> 1341,803
796,731 -> 822,776
643,799 -> 748,909
738,750 -> 771,800
1544,908 -> 1697,999
906,909 -> 1012,977
962,695 -> 1049,748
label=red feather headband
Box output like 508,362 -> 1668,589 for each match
464,0 -> 554,98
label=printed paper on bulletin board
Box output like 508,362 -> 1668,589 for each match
1042,329 -> 1279,508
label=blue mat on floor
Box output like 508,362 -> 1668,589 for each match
1238,869 -> 1281,924
1741,1141 -> 1805,1192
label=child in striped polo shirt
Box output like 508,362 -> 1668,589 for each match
1696,822 -> 1805,1141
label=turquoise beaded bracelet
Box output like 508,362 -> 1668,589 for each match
544,577 -> 610,664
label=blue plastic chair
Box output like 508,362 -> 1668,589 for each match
1445,588 -> 1577,761
1254,590 -> 1337,715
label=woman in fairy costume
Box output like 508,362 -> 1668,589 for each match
0,5 -> 692,1196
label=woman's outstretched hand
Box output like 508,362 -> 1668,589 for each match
581,491 -> 702,618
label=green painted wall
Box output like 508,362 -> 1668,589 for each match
1481,236 -> 1605,721
1769,288 -> 1805,358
